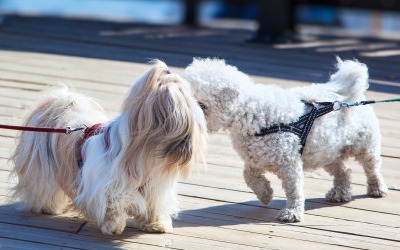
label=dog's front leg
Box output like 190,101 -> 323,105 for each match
243,165 -> 274,205
276,162 -> 305,222
138,213 -> 173,233
134,182 -> 175,233
100,200 -> 128,235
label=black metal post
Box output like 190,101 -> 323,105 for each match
184,0 -> 199,25
249,0 -> 295,43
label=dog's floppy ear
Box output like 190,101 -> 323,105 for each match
156,84 -> 194,165
140,75 -> 203,171
121,60 -> 206,180
217,87 -> 239,106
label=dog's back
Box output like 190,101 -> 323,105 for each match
298,59 -> 382,186
10,85 -> 107,214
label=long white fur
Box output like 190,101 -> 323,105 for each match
182,57 -> 388,223
11,60 -> 207,235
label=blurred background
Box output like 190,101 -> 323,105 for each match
0,0 -> 399,37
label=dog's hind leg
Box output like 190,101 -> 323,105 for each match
13,160 -> 69,215
243,166 -> 273,205
323,160 -> 352,202
355,151 -> 388,197
276,163 -> 305,223
14,182 -> 68,215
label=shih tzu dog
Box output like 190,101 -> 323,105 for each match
11,60 -> 207,235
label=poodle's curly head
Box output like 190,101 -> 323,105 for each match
182,58 -> 254,132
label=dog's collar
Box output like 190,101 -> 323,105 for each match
254,101 -> 338,154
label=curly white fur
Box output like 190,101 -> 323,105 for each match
11,60 -> 207,235
182,57 -> 388,222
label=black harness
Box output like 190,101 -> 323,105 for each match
254,100 -> 376,154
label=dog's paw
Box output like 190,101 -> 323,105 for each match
141,222 -> 173,233
100,217 -> 127,235
325,188 -> 352,203
254,185 -> 274,205
257,191 -> 273,205
367,185 -> 389,198
40,208 -> 61,215
277,208 -> 303,223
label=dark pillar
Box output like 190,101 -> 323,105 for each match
249,0 -> 296,43
184,0 -> 199,25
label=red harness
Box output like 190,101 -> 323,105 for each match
82,123 -> 104,143
78,123 -> 134,181
78,123 -> 108,168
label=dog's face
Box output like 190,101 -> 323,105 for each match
193,87 -> 239,132
182,58 -> 251,133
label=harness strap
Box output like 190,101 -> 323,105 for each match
254,97 -> 400,154
255,101 -> 337,153
254,98 -> 385,154
82,123 -> 103,142
78,123 -> 105,168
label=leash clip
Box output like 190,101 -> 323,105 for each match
65,125 -> 86,134
333,101 -> 342,111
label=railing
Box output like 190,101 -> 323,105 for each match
183,0 -> 400,42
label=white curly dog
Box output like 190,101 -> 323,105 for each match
182,58 -> 388,222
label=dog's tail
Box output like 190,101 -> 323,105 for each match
325,57 -> 369,102
10,84 -> 107,214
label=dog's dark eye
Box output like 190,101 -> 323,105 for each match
198,102 -> 207,110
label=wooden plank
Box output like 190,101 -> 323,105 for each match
171,219 -> 357,250
178,182 -> 400,231
2,16 -> 400,86
0,237 -> 74,250
177,197 -> 400,250
183,159 -> 400,213
0,197 -> 85,234
0,223 -> 165,250
79,197 -> 390,250
178,186 -> 400,242
80,222 -> 264,250
0,81 -> 122,114
1,179 -> 398,249
2,15 -> 400,81
0,50 -> 398,115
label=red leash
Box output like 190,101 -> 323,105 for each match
0,124 -> 86,134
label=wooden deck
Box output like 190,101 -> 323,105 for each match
0,15 -> 399,249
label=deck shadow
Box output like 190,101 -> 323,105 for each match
0,202 -> 85,233
174,195 -> 371,228
0,202 -> 162,248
